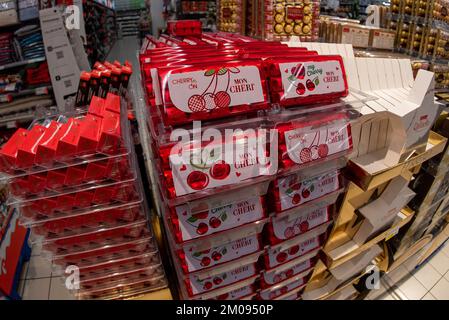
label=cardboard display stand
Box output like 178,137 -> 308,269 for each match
40,7 -> 81,112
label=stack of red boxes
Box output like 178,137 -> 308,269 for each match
0,88 -> 167,299
139,23 -> 355,300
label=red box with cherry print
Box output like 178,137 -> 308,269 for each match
208,282 -> 258,300
263,222 -> 330,270
169,196 -> 267,243
177,234 -> 264,274
257,276 -> 308,300
184,261 -> 259,297
269,169 -> 342,213
260,255 -> 316,289
264,55 -> 348,107
167,20 -> 203,37
157,128 -> 275,199
265,205 -> 332,245
274,112 -> 352,170
155,60 -> 270,127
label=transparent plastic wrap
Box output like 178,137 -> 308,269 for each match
26,201 -> 145,243
264,0 -> 321,42
207,281 -> 258,300
17,179 -> 141,223
52,235 -> 157,271
76,274 -> 168,300
155,117 -> 276,201
256,275 -> 308,300
265,205 -> 332,245
154,59 -> 270,127
265,55 -> 348,107
168,195 -> 267,243
76,264 -> 165,292
184,261 -> 260,298
271,107 -> 352,172
269,169 -> 342,213
176,234 -> 264,275
0,93 -> 126,175
263,222 -> 330,270
41,219 -> 151,258
260,250 -> 318,289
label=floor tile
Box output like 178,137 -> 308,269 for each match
430,277 -> 449,300
49,277 -> 75,300
429,250 -> 449,275
445,270 -> 449,282
422,292 -> 437,300
22,278 -> 51,300
26,255 -> 52,279
413,263 -> 442,290
379,292 -> 395,300
396,275 -> 428,300
31,242 -> 43,256
385,265 -> 411,285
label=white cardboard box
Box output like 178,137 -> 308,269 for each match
353,176 -> 416,245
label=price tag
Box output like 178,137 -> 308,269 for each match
385,226 -> 399,241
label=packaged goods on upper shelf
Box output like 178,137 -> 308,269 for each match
167,20 -> 202,37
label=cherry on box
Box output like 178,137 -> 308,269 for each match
177,234 -> 263,274
170,196 -> 267,243
257,276 -> 307,300
265,55 -> 349,107
260,257 -> 316,289
184,262 -> 259,297
269,169 -> 342,213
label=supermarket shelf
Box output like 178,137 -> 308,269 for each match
0,57 -> 46,71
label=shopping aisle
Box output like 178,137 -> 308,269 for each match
18,36 -> 145,300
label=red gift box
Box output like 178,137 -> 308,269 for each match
74,190 -> 94,208
264,232 -> 325,270
270,169 -> 341,213
156,60 -> 269,126
0,128 -> 29,171
78,115 -> 102,154
209,283 -> 257,300
10,177 -> 29,196
257,276 -> 307,300
35,121 -> 68,164
178,234 -> 263,274
98,111 -> 121,153
88,96 -> 106,117
275,113 -> 352,169
260,256 -> 316,289
28,173 -> 47,194
15,125 -> 46,168
104,92 -> 121,114
265,205 -> 332,245
265,55 -> 348,107
64,165 -> 86,187
184,262 -> 258,297
55,118 -> 83,159
85,160 -> 108,181
170,196 -> 266,243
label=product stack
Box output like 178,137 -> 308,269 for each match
14,25 -> 45,61
0,63 -> 168,299
282,41 -> 446,300
84,0 -> 117,66
388,0 -> 449,89
0,33 -> 15,66
217,0 -> 320,41
138,22 -> 361,300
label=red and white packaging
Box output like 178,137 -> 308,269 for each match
155,60 -> 269,126
184,262 -> 259,297
266,55 -> 348,107
162,130 -> 275,198
178,234 -> 263,274
270,169 -> 341,213
257,276 -> 306,300
208,283 -> 257,300
260,257 -> 315,289
265,206 -> 332,245
170,196 -> 266,242
264,232 -> 325,270
276,113 -> 352,169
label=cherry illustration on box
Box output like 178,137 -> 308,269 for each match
172,196 -> 266,242
185,263 -> 258,296
261,257 -> 314,288
258,277 -> 306,300
266,206 -> 331,245
178,234 -> 262,273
